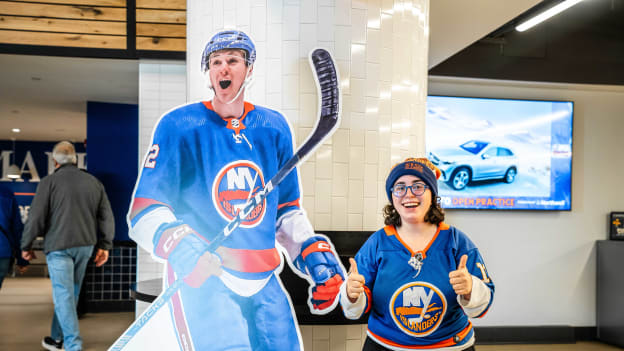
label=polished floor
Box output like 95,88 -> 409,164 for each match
0,276 -> 622,351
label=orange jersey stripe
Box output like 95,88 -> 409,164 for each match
368,321 -> 472,349
129,197 -> 171,220
278,199 -> 300,210
216,246 -> 281,273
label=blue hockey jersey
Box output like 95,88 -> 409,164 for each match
130,101 -> 302,280
351,223 -> 494,349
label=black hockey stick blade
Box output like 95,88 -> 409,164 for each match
295,48 -> 341,160
254,48 -> 341,194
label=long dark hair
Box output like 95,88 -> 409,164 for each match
383,196 -> 445,227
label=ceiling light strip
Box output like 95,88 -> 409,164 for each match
516,0 -> 585,32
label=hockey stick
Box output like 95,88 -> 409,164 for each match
109,48 -> 340,351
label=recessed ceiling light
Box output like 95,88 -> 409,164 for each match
12,128 -> 20,133
31,77 -> 42,81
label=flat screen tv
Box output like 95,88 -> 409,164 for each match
426,95 -> 573,210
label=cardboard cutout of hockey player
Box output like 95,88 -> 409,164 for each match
116,30 -> 345,350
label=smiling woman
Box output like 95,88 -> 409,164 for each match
340,157 -> 495,351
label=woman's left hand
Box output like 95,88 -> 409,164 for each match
449,254 -> 472,300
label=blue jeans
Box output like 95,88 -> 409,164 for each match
0,257 -> 9,289
46,246 -> 93,351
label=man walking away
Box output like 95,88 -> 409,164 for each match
21,141 -> 115,351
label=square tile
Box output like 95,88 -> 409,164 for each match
347,180 -> 363,213
366,28 -> 381,63
299,93 -> 317,127
367,0 -> 381,28
302,195 -> 315,221
300,157 -> 316,196
349,78 -> 365,112
318,6 -> 335,42
266,58 -> 283,93
363,197 -> 380,228
346,324 -> 362,340
334,25 -> 352,61
314,212 -> 331,230
332,163 -> 349,196
331,197 -> 348,229
330,325 -> 347,351
313,325 -> 330,340
235,0 -> 251,27
299,59 -> 315,94
301,325 -> 313,351
380,12 -> 393,48
315,179 -> 332,213
351,8 -> 367,44
349,128 -> 365,146
267,23 -> 283,59
363,163 -> 378,197
332,129 -> 350,163
350,43 -> 366,79
315,145 -> 333,179
282,75 -> 299,109
335,0 -> 352,26
300,23 -> 318,58
282,41 -> 300,75
300,0 -> 318,23
283,5 -> 301,40
250,6 -> 267,41
268,0 -> 283,23
313,340 -> 330,351
349,146 -> 365,179
350,111 -> 365,133
347,213 -> 363,230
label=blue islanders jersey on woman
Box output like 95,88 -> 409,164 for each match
349,223 -> 494,350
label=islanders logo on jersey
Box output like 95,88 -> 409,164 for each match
389,282 -> 447,337
212,160 -> 266,227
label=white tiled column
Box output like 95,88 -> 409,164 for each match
135,60 -> 187,314
187,0 -> 429,234
125,0 -> 430,347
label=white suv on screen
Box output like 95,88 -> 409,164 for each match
428,140 -> 518,190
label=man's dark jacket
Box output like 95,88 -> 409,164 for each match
21,164 -> 114,254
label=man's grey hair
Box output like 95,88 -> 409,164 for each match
52,141 -> 77,165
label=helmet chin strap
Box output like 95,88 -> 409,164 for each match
224,65 -> 253,105
205,66 -> 254,105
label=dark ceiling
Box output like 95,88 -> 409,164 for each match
429,0 -> 624,86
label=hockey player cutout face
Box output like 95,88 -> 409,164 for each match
208,49 -> 253,105
391,175 -> 432,225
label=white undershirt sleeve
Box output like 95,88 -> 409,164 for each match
129,206 -> 177,257
457,275 -> 491,317
275,209 -> 316,262
339,279 -> 366,319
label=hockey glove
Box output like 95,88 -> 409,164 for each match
294,237 -> 345,313
153,221 -> 222,288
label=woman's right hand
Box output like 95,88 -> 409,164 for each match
346,258 -> 366,303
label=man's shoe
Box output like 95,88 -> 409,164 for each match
42,336 -> 63,351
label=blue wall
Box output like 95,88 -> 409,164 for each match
87,101 -> 138,242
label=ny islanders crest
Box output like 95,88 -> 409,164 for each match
389,282 -> 446,337
212,160 -> 266,227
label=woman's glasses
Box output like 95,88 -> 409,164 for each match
391,182 -> 428,197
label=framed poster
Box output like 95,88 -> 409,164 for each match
610,212 -> 624,240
